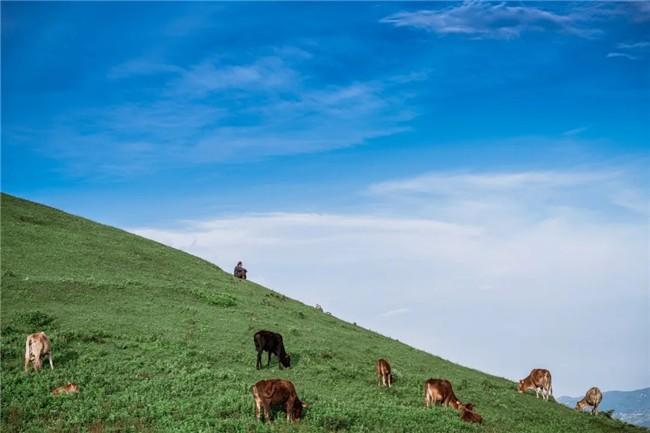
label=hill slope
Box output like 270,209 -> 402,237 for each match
559,388 -> 650,428
1,193 -> 646,433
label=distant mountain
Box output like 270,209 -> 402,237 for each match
559,388 -> 650,429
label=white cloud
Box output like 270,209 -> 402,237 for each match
380,2 -> 602,39
128,168 -> 649,395
607,52 -> 638,61
562,126 -> 589,136
172,56 -> 299,97
39,53 -> 414,177
608,40 -> 650,61
617,41 -> 650,50
367,170 -> 615,195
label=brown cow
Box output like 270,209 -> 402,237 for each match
52,383 -> 80,396
576,386 -> 603,415
251,379 -> 308,423
24,332 -> 53,373
424,379 -> 462,409
518,368 -> 553,400
459,403 -> 483,424
376,359 -> 394,387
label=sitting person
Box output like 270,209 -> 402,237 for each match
234,261 -> 247,280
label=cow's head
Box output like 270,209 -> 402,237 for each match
389,373 -> 395,385
293,400 -> 309,420
517,380 -> 526,393
575,400 -> 586,411
459,403 -> 483,424
280,353 -> 291,368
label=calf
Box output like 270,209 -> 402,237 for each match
375,358 -> 394,387
24,332 -> 53,373
254,330 -> 291,369
576,386 -> 602,415
251,379 -> 308,422
52,383 -> 80,396
518,368 -> 553,400
424,379 -> 462,409
459,403 -> 483,424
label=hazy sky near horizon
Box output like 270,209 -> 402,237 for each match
2,2 -> 649,396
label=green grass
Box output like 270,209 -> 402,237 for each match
1,193 -> 645,433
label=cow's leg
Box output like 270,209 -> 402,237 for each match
24,339 -> 31,373
535,387 -> 540,399
256,351 -> 262,369
48,352 -> 53,369
286,397 -> 296,422
267,351 -> 272,368
388,374 -> 392,388
593,404 -> 599,416
255,400 -> 261,421
377,373 -> 381,386
263,403 -> 271,422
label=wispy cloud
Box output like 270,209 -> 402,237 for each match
562,126 -> 589,136
36,51 -> 414,177
607,40 -> 650,61
171,56 -> 299,97
367,168 -> 648,220
380,2 -> 602,39
617,41 -> 650,50
606,52 -> 638,61
368,170 -> 616,196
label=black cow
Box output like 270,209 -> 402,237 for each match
254,330 -> 291,369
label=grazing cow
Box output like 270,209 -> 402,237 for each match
52,383 -> 80,396
254,330 -> 291,369
576,387 -> 603,415
518,368 -> 553,400
424,379 -> 462,410
234,261 -> 247,280
459,403 -> 483,424
375,358 -> 394,387
24,332 -> 53,373
251,379 -> 308,422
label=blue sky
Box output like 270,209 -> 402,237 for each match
2,2 -> 649,396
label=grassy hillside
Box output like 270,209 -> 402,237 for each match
1,193 -> 645,433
